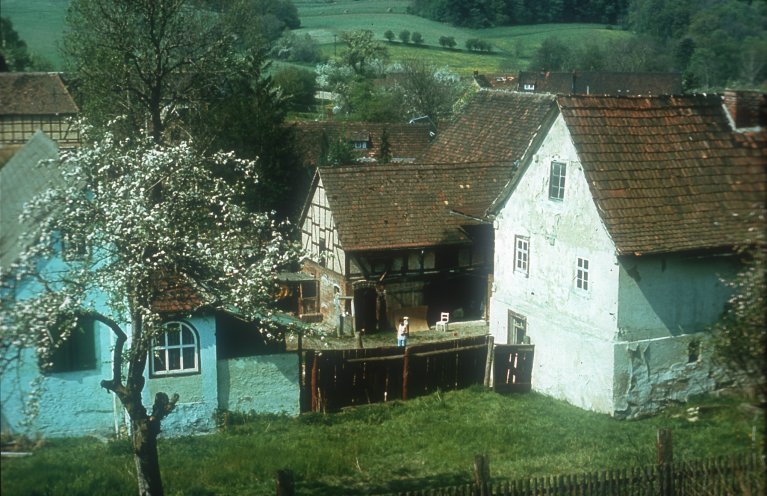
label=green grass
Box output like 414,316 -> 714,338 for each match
3,0 -> 632,75
2,388 -> 763,495
2,0 -> 68,70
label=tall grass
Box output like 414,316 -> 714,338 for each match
2,388 -> 762,495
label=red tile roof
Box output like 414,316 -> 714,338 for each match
316,162 -> 511,251
291,121 -> 432,166
558,94 -> 767,255
150,276 -> 206,314
419,90 -> 557,164
0,73 -> 79,115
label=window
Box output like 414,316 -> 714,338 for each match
688,340 -> 700,363
549,161 -> 566,201
514,236 -> 529,275
508,311 -> 527,344
318,237 -> 327,267
523,83 -> 535,91
576,257 -> 589,291
46,316 -> 97,373
151,321 -> 199,376
352,140 -> 369,149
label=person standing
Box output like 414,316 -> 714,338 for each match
397,316 -> 409,347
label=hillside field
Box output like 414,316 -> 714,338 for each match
3,0 -> 631,75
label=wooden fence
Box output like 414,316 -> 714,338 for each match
373,451 -> 764,496
301,336 -> 492,413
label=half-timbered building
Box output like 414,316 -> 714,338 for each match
298,163 -> 509,334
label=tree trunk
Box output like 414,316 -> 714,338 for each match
132,417 -> 164,496
96,312 -> 177,496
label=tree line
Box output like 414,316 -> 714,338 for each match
410,0 -> 767,91
408,0 -> 629,28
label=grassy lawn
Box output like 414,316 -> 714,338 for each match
2,387 -> 762,495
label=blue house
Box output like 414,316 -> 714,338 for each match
1,132 -> 301,439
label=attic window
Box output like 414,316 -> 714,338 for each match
514,235 -> 529,276
549,161 -> 566,201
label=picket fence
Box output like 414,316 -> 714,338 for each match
374,451 -> 764,496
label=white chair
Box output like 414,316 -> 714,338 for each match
436,312 -> 449,332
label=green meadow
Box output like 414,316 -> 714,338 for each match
3,0 -> 631,74
2,0 -> 69,69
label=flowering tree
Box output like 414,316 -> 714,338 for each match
0,130 -> 297,495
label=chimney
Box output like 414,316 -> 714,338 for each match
723,90 -> 767,129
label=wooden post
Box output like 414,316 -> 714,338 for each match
310,353 -> 319,412
656,428 -> 673,464
401,347 -> 410,400
356,331 -> 363,349
297,332 -> 304,411
484,335 -> 494,387
473,454 -> 491,496
275,469 -> 294,496
656,428 -> 675,496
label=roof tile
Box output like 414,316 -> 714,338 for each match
558,94 -> 766,255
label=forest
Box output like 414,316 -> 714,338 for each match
408,0 -> 767,90
408,0 -> 629,27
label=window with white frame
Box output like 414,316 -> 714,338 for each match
514,236 -> 529,275
151,321 -> 199,376
549,161 -> 566,201
576,257 -> 589,291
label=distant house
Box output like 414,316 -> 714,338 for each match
0,72 -> 80,151
488,93 -> 766,417
297,163 -> 509,334
291,121 -> 432,166
0,135 -> 301,439
516,71 -> 682,96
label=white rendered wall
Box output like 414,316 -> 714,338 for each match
490,115 -> 621,414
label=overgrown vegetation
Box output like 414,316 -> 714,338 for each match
712,232 -> 767,402
2,388 -> 763,495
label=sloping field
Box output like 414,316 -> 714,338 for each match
3,0 -> 632,74
2,0 -> 68,69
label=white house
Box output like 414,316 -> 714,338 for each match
488,94 -> 766,417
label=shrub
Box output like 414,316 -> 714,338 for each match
384,29 -> 395,42
399,29 -> 410,44
412,32 -> 423,45
439,35 -> 456,49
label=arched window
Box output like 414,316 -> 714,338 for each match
151,321 -> 199,376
